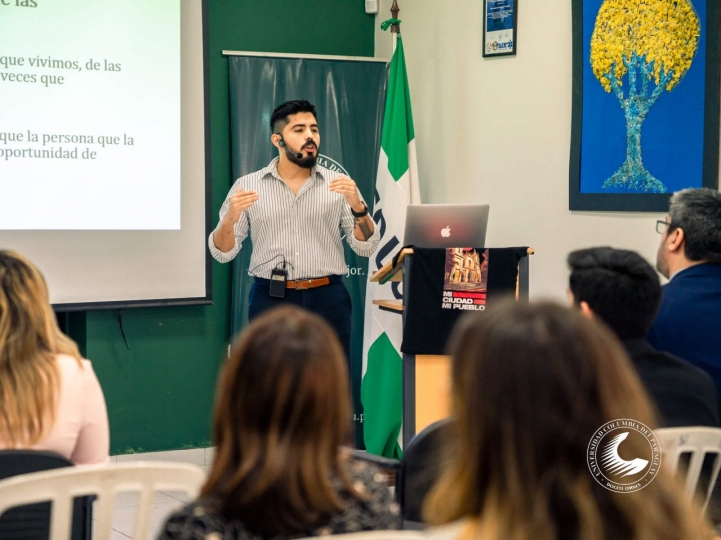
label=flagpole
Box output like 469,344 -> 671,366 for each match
363,0 -> 420,458
391,0 -> 399,51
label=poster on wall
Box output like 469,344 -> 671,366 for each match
569,0 -> 719,211
482,0 -> 517,57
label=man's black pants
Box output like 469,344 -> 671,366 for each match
248,275 -> 352,360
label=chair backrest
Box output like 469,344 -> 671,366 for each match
0,461 -> 206,540
401,418 -> 455,523
655,427 -> 721,511
0,450 -> 74,481
0,449 -> 89,540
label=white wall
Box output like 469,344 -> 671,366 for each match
375,0 -> 666,301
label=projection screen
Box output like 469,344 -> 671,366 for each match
0,0 -> 210,310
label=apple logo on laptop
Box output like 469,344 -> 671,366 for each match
441,226 -> 451,238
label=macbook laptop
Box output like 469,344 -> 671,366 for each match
403,204 -> 490,248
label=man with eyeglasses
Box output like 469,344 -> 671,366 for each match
649,188 -> 721,397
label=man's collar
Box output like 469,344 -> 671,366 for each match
259,158 -> 281,180
668,260 -> 710,282
262,157 -> 322,181
669,266 -> 692,282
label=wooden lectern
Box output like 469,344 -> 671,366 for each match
370,247 -> 534,447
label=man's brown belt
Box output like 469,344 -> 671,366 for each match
286,277 -> 331,290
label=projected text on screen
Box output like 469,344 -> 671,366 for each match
0,0 -> 181,230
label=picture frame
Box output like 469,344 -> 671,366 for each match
569,0 -> 719,212
482,0 -> 518,58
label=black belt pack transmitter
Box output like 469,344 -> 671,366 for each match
269,267 -> 287,298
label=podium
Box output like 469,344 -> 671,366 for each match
370,247 -> 534,447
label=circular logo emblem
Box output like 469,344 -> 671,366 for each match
316,154 -> 349,177
587,419 -> 661,493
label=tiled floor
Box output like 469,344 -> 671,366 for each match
97,447 -> 213,539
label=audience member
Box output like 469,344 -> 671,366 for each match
423,300 -> 713,540
159,306 -> 399,540
0,250 -> 109,464
649,187 -> 721,394
568,246 -> 719,427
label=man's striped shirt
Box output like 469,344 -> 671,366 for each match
208,158 -> 380,279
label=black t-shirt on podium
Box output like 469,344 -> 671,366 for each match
402,247 -> 528,355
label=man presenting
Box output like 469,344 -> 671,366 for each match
209,100 -> 379,359
649,187 -> 721,394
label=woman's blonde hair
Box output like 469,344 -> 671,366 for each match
202,305 -> 359,535
424,299 -> 713,540
0,250 -> 82,446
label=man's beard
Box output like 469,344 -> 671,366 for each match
286,144 -> 318,169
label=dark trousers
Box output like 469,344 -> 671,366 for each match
248,275 -> 352,361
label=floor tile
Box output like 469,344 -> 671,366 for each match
106,505 -> 138,537
110,500 -> 185,537
159,490 -> 194,504
204,447 -> 216,466
147,525 -> 163,539
149,500 -> 185,530
92,519 -> 132,539
115,449 -> 205,466
112,490 -> 177,507
91,490 -> 177,514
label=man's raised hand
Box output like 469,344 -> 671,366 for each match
329,176 -> 363,211
225,189 -> 259,223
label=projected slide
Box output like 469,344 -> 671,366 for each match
0,0 -> 180,230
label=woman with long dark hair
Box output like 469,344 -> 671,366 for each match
160,305 -> 399,539
424,300 -> 713,540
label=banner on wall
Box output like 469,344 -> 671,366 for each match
226,54 -> 387,446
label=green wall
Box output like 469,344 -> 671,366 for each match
68,1 -> 376,455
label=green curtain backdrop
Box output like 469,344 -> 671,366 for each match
227,56 -> 387,445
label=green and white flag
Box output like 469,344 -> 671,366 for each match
361,23 -> 421,458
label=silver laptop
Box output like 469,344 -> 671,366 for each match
403,204 -> 490,248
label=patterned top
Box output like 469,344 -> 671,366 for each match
208,158 -> 380,280
157,459 -> 400,540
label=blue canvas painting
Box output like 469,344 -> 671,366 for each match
569,0 -> 719,211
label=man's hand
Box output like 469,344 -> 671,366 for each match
329,176 -> 363,212
224,189 -> 259,224
213,189 -> 258,253
330,176 -> 375,241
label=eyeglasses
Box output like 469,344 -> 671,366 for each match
656,220 -> 677,234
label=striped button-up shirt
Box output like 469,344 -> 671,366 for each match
208,158 -> 380,279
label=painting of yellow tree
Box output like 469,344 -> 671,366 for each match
591,0 -> 700,193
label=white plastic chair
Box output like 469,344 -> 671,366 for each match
655,427 -> 721,511
0,461 -> 206,540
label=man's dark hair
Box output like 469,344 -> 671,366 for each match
669,188 -> 721,263
269,100 -> 317,134
567,247 -> 660,340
